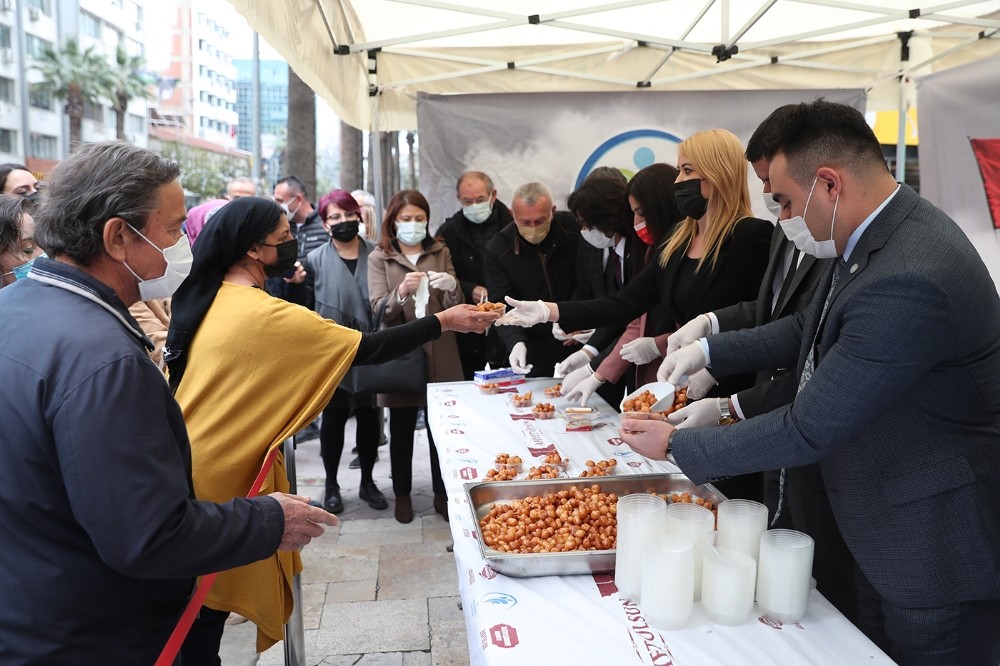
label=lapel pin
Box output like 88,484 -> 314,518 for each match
849,263 -> 859,274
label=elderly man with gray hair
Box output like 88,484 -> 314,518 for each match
0,141 -> 338,663
483,181 -> 581,377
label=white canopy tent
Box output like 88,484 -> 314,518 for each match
226,0 -> 1000,136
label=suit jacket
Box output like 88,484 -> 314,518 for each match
712,224 -> 830,416
559,216 -> 773,398
674,184 -> 1000,608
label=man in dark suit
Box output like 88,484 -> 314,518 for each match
664,107 -> 856,623
437,171 -> 513,378
624,100 -> 1000,664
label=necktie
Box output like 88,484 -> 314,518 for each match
772,247 -> 800,316
772,259 -> 843,525
610,249 -> 623,288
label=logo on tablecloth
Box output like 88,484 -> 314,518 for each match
489,623 -> 520,649
458,467 -> 478,480
480,565 -> 498,580
441,399 -> 457,406
448,428 -> 465,435
510,413 -> 536,421
757,616 -> 804,630
455,447 -> 470,454
453,457 -> 478,465
613,450 -> 634,458
608,437 -> 624,446
593,572 -> 619,598
482,592 -> 518,609
628,461 -> 643,468
621,600 -> 676,665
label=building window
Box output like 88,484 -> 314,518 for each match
126,113 -> 145,135
25,35 -> 53,59
0,77 -> 13,104
25,0 -> 53,17
28,83 -> 52,110
0,25 -> 11,50
0,128 -> 16,154
30,133 -> 58,159
81,12 -> 101,38
83,101 -> 104,123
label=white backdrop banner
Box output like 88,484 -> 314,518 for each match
918,55 -> 1000,293
417,89 -> 865,233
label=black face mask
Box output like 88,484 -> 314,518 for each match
329,220 -> 360,242
261,238 -> 299,278
675,178 -> 708,220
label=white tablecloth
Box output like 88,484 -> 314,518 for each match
428,379 -> 893,666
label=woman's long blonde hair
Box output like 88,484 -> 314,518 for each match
659,128 -> 753,271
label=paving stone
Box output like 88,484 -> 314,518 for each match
429,619 -> 472,666
314,598 -> 429,655
377,542 -> 460,601
326,579 -> 377,603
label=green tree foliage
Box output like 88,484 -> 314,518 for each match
159,140 -> 250,200
31,39 -> 113,151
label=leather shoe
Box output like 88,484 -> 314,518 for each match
323,486 -> 344,514
359,481 -> 388,510
394,494 -> 414,524
349,453 -> 378,470
434,493 -> 449,522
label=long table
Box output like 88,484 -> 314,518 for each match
427,378 -> 893,666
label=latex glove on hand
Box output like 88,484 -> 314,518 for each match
565,371 -> 603,407
667,314 -> 712,355
554,349 -> 594,378
667,398 -> 722,429
570,329 -> 594,345
559,364 -> 592,395
620,337 -> 661,365
551,322 -> 572,341
618,419 -> 674,461
426,270 -> 457,292
686,368 -> 718,400
656,341 -> 708,385
495,297 -> 551,328
508,341 -> 533,374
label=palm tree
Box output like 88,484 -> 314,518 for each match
32,39 -> 112,152
286,67 -> 316,197
109,47 -> 154,142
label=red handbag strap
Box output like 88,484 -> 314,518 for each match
155,444 -> 283,666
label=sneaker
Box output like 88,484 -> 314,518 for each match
349,453 -> 378,470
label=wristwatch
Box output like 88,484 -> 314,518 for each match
718,397 -> 738,426
664,429 -> 675,458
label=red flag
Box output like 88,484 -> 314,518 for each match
970,138 -> 1000,229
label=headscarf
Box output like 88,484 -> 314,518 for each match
184,198 -> 228,247
166,196 -> 284,390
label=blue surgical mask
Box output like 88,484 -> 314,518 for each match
462,201 -> 492,224
396,221 -> 427,246
3,258 -> 35,282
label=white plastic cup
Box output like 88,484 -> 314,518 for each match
716,499 -> 768,563
614,493 -> 667,602
664,502 -> 715,600
756,529 -> 815,624
641,534 -> 695,630
701,532 -> 757,626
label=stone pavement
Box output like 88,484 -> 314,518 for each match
220,414 -> 471,666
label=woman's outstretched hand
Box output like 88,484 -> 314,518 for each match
436,304 -> 502,334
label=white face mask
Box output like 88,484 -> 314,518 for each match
462,201 -> 492,224
279,198 -> 300,220
396,221 -> 427,246
358,222 -> 367,238
764,197 -> 783,220
123,224 -> 194,300
778,177 -> 840,259
580,227 -> 615,249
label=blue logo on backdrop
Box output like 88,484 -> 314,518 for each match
613,449 -> 634,458
481,592 -> 518,609
576,128 -> 684,189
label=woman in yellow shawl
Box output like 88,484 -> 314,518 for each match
164,197 -> 499,663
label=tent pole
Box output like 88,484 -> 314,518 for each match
894,31 -> 912,184
369,49 -> 385,222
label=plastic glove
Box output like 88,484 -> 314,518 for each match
570,329 -> 594,345
565,372 -> 602,406
667,398 -> 722,429
559,364 -> 592,395
620,337 -> 661,365
554,349 -> 594,378
551,322 -> 572,341
427,270 -> 457,292
508,341 -> 533,374
656,341 -> 708,385
686,368 -> 718,400
495,297 -> 550,328
667,314 -> 712,356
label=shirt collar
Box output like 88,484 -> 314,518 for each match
843,184 -> 901,262
28,257 -> 153,350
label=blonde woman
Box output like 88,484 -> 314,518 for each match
498,129 -> 772,498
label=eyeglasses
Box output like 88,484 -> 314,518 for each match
324,213 -> 360,223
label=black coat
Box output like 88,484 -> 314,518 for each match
484,212 -> 580,376
559,217 -> 773,398
437,200 -> 514,375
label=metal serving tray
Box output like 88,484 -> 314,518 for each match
465,473 -> 726,578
